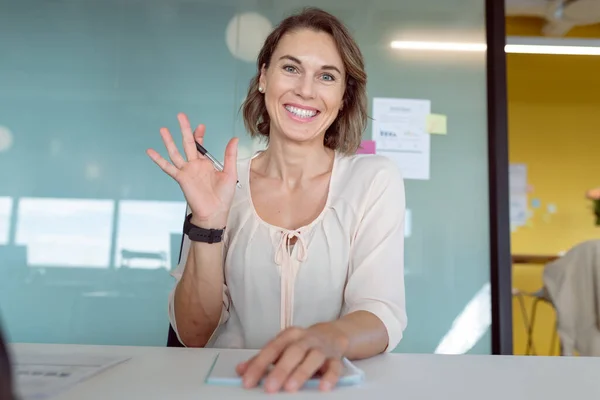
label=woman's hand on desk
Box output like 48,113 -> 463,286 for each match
146,113 -> 239,228
236,323 -> 349,393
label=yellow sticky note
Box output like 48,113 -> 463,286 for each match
427,114 -> 447,135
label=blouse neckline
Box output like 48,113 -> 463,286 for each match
244,150 -> 340,235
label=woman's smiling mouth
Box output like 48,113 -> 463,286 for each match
284,104 -> 320,121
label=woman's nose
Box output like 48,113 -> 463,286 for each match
294,75 -> 316,99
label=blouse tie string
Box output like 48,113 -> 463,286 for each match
274,230 -> 308,331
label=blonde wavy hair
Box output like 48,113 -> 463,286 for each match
241,7 -> 368,155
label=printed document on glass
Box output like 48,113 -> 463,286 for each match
509,163 -> 528,227
509,163 -> 527,194
13,350 -> 130,400
372,98 -> 431,180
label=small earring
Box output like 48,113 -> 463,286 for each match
258,87 -> 264,93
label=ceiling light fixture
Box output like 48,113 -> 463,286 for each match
390,41 -> 486,52
390,36 -> 600,56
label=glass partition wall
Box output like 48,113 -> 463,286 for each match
0,0 -> 511,354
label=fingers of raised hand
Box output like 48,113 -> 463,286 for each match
159,127 -> 186,168
177,113 -> 200,162
193,124 -> 206,146
146,148 -> 179,179
223,137 -> 239,178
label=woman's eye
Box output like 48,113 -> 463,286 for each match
283,65 -> 297,73
321,73 -> 335,82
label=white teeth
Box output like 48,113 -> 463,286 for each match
285,105 -> 317,118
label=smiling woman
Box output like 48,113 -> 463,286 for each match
147,7 -> 406,394
242,11 -> 367,155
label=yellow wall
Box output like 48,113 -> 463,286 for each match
507,33 -> 600,255
506,17 -> 600,355
508,68 -> 600,254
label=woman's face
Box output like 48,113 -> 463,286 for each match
259,28 -> 346,147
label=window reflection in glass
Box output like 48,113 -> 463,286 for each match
0,197 -> 12,245
15,198 -> 114,267
114,200 -> 186,270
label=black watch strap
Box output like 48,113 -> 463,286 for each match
183,213 -> 225,244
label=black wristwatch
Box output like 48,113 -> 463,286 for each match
183,213 -> 225,244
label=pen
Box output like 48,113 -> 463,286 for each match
195,141 -> 242,189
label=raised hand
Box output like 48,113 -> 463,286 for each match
146,113 -> 239,228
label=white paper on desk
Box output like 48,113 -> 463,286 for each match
372,97 -> 431,180
206,351 -> 365,389
12,352 -> 130,400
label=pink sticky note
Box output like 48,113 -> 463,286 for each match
356,140 -> 375,155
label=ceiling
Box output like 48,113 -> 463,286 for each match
506,0 -> 600,36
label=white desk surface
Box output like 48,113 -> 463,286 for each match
10,343 -> 600,399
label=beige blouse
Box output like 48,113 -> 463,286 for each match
169,151 -> 407,351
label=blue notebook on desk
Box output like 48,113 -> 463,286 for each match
205,351 -> 365,389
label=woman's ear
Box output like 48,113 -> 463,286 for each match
258,64 -> 267,93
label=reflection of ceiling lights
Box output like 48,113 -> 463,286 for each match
506,43 -> 600,55
507,36 -> 600,55
390,36 -> 600,55
390,41 -> 486,52
225,12 -> 273,62
0,126 -> 14,152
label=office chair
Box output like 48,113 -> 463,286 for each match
515,240 -> 600,356
167,324 -> 184,347
513,287 -> 559,356
166,210 -> 187,348
543,240 -> 600,356
0,319 -> 16,400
